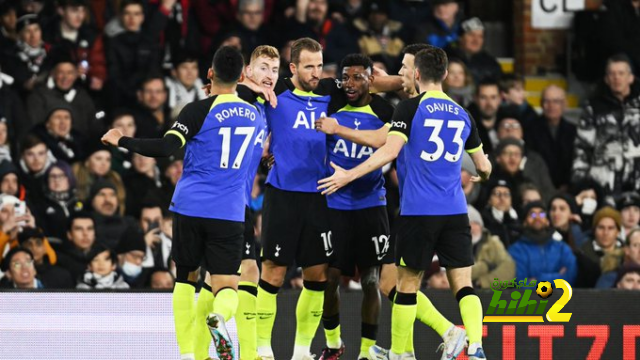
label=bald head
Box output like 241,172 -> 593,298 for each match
541,85 -> 566,124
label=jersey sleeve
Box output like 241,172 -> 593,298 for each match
165,97 -> 213,147
464,110 -> 483,153
370,95 -> 395,125
236,84 -> 258,104
275,78 -> 293,95
388,97 -> 419,142
315,77 -> 343,97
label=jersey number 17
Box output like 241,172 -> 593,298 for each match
218,127 -> 255,169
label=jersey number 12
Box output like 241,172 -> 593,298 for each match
218,127 -> 255,169
420,119 -> 465,163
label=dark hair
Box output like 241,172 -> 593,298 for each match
20,134 -> 46,154
340,53 -> 373,73
0,247 -> 34,272
211,46 -> 245,84
475,78 -> 500,96
290,37 -> 323,65
138,76 -> 165,92
58,0 -> 88,8
498,74 -> 525,93
119,0 -> 144,13
414,46 -> 448,84
606,53 -> 635,75
402,43 -> 431,56
109,108 -> 136,127
88,244 -> 116,264
45,160 -> 77,188
67,211 -> 94,232
172,51 -> 199,69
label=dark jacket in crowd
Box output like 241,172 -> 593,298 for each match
446,45 -> 503,84
132,103 -> 171,139
92,212 -> 137,250
27,84 -> 97,137
0,75 -> 29,147
30,123 -> 86,164
599,0 -> 640,72
36,255 -> 75,289
57,246 -> 95,284
32,193 -> 83,241
481,206 -> 522,248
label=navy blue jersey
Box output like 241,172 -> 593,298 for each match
167,93 -> 260,221
325,95 -> 394,210
265,78 -> 344,192
388,91 -> 482,216
245,99 -> 269,206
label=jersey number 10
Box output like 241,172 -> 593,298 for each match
218,127 -> 255,169
420,119 -> 465,163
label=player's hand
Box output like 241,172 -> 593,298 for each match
470,170 -> 490,183
241,79 -> 278,108
317,162 -> 354,195
101,129 -> 124,147
373,66 -> 388,77
261,153 -> 275,169
314,117 -> 339,135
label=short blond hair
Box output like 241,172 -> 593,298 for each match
250,45 -> 280,64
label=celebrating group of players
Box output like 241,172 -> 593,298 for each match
101,37 -> 492,360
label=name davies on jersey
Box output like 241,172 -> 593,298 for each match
425,102 -> 460,115
333,139 -> 374,159
214,106 -> 257,122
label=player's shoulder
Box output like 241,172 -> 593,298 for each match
395,95 -> 423,114
274,78 -> 294,95
315,77 -> 342,96
179,96 -> 216,118
369,94 -> 395,122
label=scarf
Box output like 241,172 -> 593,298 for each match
17,41 -> 47,75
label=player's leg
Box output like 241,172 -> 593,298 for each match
195,272 -> 214,360
204,218 -> 245,360
359,266 -> 380,359
237,207 -> 260,360
257,187 -> 303,359
172,213 -> 206,360
439,214 -> 484,360
293,263 -> 328,360
389,266 -> 423,359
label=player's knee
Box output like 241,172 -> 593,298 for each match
240,260 -> 259,283
360,268 -> 380,291
176,265 -> 199,285
326,267 -> 341,285
455,286 -> 476,303
302,264 -> 328,282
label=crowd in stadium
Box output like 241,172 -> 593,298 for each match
0,0 -> 639,292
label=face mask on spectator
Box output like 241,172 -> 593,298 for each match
122,261 -> 142,277
582,198 -> 598,215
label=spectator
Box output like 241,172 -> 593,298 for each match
526,85 -> 577,190
115,226 -> 147,288
426,266 -> 450,289
139,203 -> 171,269
0,120 -> 9,162
191,0 -> 236,63
617,192 -> 640,240
445,17 -> 502,83
17,227 -> 73,288
18,134 -> 55,201
0,65 -> 29,148
468,205 -> 515,288
461,153 -> 481,206
105,0 -> 169,107
572,178 -> 607,231
0,161 -> 20,199
0,247 -> 43,289
443,58 -> 474,107
0,194 -> 38,261
132,76 -> 170,139
598,0 -> 640,73
0,2 -> 17,49
42,0 -> 106,91
148,268 -> 175,289
491,137 -> 555,206
549,194 -> 587,250
481,178 -> 521,248
573,54 -> 640,196
107,109 -> 136,176
229,0 -> 273,58
88,180 -> 136,249
76,244 -> 129,289
467,79 -> 501,154
31,161 -> 82,241
72,141 -> 125,208
353,0 -> 405,71
30,103 -> 86,164
26,57 -> 97,137
498,74 -> 537,128
164,54 -> 206,114
614,266 -> 640,290
580,206 -> 625,275
519,183 -> 542,207
124,153 -> 165,217
56,211 -> 96,282
508,201 -> 578,285
0,13 -> 51,95
597,228 -> 640,288
413,0 -> 462,48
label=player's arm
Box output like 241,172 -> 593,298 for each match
465,110 -> 492,182
102,131 -> 182,157
369,75 -> 403,94
318,135 -> 405,195
315,117 -> 390,148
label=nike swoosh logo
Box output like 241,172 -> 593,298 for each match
246,317 -> 255,320
377,254 -> 386,260
326,251 -> 334,257
259,316 -> 271,319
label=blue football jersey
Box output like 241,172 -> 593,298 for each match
265,78 -> 343,192
245,99 -> 269,206
167,93 -> 260,222
325,95 -> 394,210
388,91 -> 482,216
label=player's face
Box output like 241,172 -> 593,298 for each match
617,272 -> 640,290
475,85 -> 500,119
399,54 -> 417,94
175,61 -> 199,89
625,233 -> 640,264
248,55 -> 279,89
550,198 -> 571,229
292,50 -> 323,92
89,250 -> 116,276
525,208 -> 549,231
342,65 -> 371,105
622,206 -> 640,229
594,217 -> 619,249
